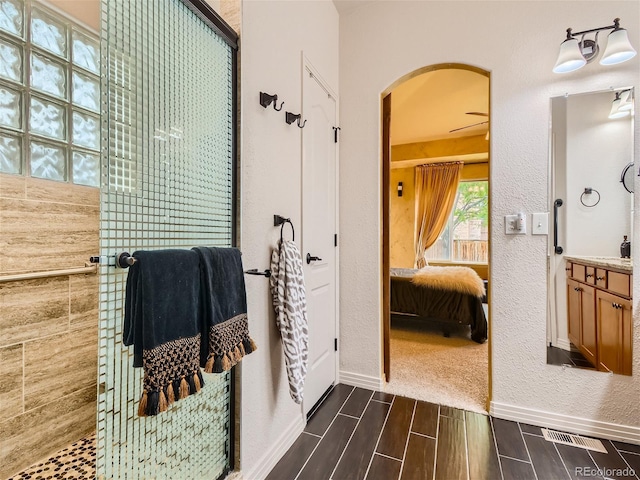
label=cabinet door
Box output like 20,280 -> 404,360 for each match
596,290 -> 632,375
579,284 -> 597,366
567,279 -> 581,347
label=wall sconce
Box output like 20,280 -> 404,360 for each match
553,18 -> 637,73
397,182 -> 403,197
609,90 -> 633,119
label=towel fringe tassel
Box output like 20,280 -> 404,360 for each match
158,390 -> 168,412
221,353 -> 231,371
138,391 -> 148,417
179,377 -> 190,399
166,383 -> 175,405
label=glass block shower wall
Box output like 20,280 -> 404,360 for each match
97,1 -> 236,478
0,0 -> 101,187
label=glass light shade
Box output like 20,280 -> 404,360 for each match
618,90 -> 633,111
609,98 -> 630,119
600,28 -> 637,65
553,38 -> 586,73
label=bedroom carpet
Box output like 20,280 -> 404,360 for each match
386,314 -> 488,414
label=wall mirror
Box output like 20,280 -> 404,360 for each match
547,87 -> 634,375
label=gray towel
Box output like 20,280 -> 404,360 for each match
269,240 -> 308,404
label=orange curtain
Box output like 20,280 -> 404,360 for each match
414,162 -> 464,268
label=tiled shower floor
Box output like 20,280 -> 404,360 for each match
8,434 -> 95,480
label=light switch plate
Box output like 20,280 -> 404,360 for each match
505,214 -> 526,234
532,212 -> 549,235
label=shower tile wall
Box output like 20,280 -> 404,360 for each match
0,172 -> 99,479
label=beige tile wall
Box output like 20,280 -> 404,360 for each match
0,173 -> 99,479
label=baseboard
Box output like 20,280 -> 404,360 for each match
490,401 -> 640,445
339,370 -> 384,391
555,338 -> 572,351
243,413 -> 305,480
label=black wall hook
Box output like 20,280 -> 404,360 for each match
285,112 -> 307,128
259,92 -> 284,111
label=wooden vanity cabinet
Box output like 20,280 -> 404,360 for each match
566,260 -> 632,375
567,278 -> 597,366
596,291 -> 632,375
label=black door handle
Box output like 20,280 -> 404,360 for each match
306,253 -> 322,264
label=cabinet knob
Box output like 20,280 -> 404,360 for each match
565,267 -> 572,272
586,274 -> 594,278
596,276 -> 605,281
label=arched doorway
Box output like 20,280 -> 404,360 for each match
382,63 -> 491,412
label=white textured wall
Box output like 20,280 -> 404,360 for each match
339,0 -> 640,426
240,0 -> 338,476
565,92 -> 633,256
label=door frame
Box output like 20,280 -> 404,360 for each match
301,53 -> 341,398
380,63 -> 492,409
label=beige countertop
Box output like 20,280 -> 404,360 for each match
565,255 -> 633,273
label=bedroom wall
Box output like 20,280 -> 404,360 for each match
390,167 -> 415,268
239,0 -> 339,477
389,162 -> 489,270
339,0 -> 640,433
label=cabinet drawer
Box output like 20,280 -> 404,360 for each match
608,271 -> 630,297
595,269 -> 607,288
565,262 -> 573,277
585,267 -> 596,284
572,264 -> 586,282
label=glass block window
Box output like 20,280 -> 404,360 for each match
0,0 -> 100,187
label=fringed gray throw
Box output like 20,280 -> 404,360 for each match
270,239 -> 308,404
123,249 -> 204,417
192,247 -> 257,373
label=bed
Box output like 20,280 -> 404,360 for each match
390,267 -> 487,343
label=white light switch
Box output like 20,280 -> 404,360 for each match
532,212 -> 549,235
505,213 -> 527,235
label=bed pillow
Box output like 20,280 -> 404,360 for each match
411,266 -> 486,297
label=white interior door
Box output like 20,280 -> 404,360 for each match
302,65 -> 337,416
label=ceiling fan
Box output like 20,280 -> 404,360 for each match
449,112 -> 489,133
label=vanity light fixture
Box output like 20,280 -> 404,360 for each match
609,91 -> 632,119
553,18 -> 637,73
618,89 -> 633,112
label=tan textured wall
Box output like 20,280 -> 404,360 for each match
0,173 -> 99,478
389,168 -> 415,268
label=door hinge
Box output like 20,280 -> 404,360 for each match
334,338 -> 338,351
333,126 -> 341,143
334,233 -> 338,247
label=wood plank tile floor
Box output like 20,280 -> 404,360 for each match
267,384 -> 640,480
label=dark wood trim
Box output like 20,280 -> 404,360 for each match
181,0 -> 239,49
382,94 -> 391,382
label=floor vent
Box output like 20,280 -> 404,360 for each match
541,429 -> 607,453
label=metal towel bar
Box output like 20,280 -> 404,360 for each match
0,265 -> 97,284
